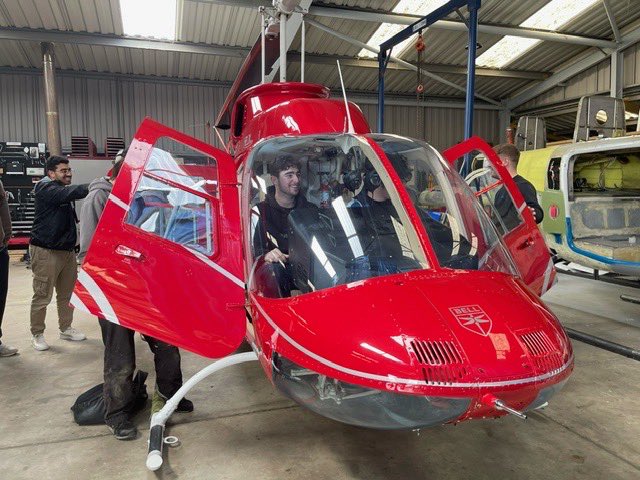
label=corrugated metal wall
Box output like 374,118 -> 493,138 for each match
358,103 -> 500,151
519,42 -> 640,111
0,70 -> 499,152
0,71 -> 232,151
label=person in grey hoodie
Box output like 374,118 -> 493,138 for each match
78,150 -> 192,441
0,180 -> 17,357
77,172 -> 114,263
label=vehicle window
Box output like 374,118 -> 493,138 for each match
464,162 -> 524,236
125,139 -> 217,255
244,134 -> 428,298
547,158 -> 561,190
368,134 -> 519,277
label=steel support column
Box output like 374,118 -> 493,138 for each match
499,107 -> 512,144
41,42 -> 61,156
377,50 -> 387,132
611,50 -> 624,99
462,2 -> 479,176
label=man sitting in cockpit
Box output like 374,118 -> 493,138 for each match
348,156 -> 477,271
253,155 -> 316,296
346,159 -> 410,276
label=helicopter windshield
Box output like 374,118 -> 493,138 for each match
245,134 -> 517,299
367,134 -> 518,277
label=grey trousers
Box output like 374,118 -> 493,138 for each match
29,245 -> 77,335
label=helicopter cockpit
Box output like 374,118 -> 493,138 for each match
245,134 -> 519,299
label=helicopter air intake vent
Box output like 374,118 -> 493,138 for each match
408,340 -> 469,385
410,340 -> 464,365
519,331 -> 554,355
519,331 -> 563,372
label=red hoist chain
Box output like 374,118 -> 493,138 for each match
415,32 -> 426,139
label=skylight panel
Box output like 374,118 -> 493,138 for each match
120,0 -> 177,40
358,0 -> 448,58
476,0 -> 600,68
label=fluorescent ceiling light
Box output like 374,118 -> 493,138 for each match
477,0 -> 600,68
358,0 -> 448,58
120,0 -> 177,40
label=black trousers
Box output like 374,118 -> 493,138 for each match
0,248 -> 8,340
99,318 -> 183,426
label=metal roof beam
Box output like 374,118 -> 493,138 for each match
0,27 -> 250,57
505,24 -> 640,110
190,1 -> 618,49
601,0 -> 621,42
308,5 -> 618,49
0,27 -> 547,81
293,54 -> 548,80
305,18 -> 500,106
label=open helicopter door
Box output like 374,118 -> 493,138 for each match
443,137 -> 555,296
72,119 -> 245,358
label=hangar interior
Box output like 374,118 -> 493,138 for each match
0,1 -> 639,479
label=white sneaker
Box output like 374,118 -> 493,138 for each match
32,334 -> 50,351
0,343 -> 18,357
59,327 -> 86,341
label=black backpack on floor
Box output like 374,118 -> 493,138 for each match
70,370 -> 149,425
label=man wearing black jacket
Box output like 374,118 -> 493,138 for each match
493,144 -> 544,228
30,156 -> 89,351
253,156 -> 316,296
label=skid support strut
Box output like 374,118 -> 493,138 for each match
146,351 -> 259,471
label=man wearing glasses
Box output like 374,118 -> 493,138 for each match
30,156 -> 89,351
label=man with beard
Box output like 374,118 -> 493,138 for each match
253,155 -> 316,296
29,156 -> 89,351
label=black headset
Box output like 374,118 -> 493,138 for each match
342,169 -> 362,192
363,170 -> 382,192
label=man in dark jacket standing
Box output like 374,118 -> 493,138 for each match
493,144 -> 544,227
30,155 -> 89,351
0,180 -> 17,357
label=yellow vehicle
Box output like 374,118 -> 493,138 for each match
518,135 -> 640,276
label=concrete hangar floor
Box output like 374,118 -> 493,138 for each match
1,252 -> 639,480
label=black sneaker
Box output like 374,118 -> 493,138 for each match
176,398 -> 194,413
108,419 -> 138,440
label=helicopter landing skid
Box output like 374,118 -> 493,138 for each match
146,351 -> 259,471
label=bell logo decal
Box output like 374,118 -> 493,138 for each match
450,305 -> 492,336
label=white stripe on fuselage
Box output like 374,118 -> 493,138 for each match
70,292 -> 90,314
77,268 -> 120,324
184,247 -> 244,289
108,193 -> 129,212
541,258 -> 554,294
252,293 -> 572,389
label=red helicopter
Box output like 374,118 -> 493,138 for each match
71,2 -> 573,471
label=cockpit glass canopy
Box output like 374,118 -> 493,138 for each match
367,134 -> 518,277
245,133 -> 517,299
